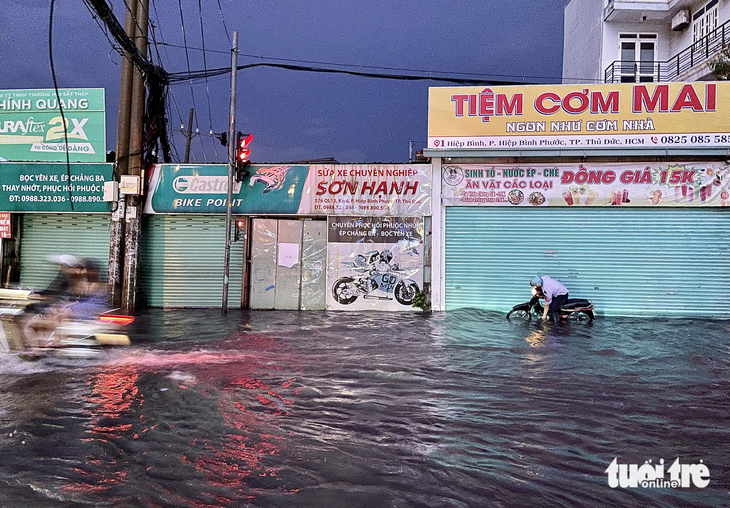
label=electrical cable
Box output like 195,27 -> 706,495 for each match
149,0 -> 186,132
168,61 -> 535,86
215,0 -> 231,45
49,0 -> 74,211
156,41 -> 560,84
177,0 -> 200,147
197,0 -> 218,161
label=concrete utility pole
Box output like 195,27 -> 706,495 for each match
108,0 -> 137,308
121,0 -> 150,314
222,31 -> 239,313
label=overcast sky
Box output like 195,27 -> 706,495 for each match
0,0 -> 568,164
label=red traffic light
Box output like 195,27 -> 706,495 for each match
235,132 -> 253,181
237,132 -> 253,161
234,218 -> 246,242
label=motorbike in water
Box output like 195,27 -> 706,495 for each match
506,288 -> 595,323
332,249 -> 420,306
0,288 -> 134,361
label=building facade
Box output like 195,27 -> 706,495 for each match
564,0 -> 730,84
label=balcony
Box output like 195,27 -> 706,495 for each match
604,0 -> 694,23
604,19 -> 729,82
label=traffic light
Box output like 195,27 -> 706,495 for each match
234,218 -> 245,242
235,132 -> 253,181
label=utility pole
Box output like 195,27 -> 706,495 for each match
222,31 -> 239,313
108,0 -> 137,308
183,108 -> 194,163
121,0 -> 150,314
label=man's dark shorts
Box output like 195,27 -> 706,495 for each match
549,293 -> 569,322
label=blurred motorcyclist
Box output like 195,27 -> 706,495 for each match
22,256 -> 108,350
35,254 -> 84,301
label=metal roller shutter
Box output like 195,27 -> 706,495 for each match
19,214 -> 110,291
139,215 -> 244,308
445,207 -> 730,317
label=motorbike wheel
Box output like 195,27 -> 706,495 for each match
567,310 -> 593,323
394,280 -> 419,305
506,308 -> 532,321
332,277 -> 358,305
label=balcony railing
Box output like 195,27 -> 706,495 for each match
604,19 -> 730,82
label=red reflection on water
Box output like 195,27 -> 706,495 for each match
61,368 -> 141,497
64,333 -> 300,505
83,369 -> 140,433
185,366 -> 294,500
62,468 -> 128,495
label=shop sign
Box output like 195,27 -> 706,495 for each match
144,164 -> 432,216
299,164 -> 430,216
326,216 -> 423,311
0,88 -> 106,162
428,82 -> 730,151
0,213 -> 10,238
145,164 -> 310,215
442,162 -> 730,207
0,163 -> 113,212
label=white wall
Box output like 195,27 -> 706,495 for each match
563,0 -> 605,83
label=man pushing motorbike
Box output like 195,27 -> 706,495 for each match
530,276 -> 569,323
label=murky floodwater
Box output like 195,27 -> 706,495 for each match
0,309 -> 728,507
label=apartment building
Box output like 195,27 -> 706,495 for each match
563,0 -> 729,83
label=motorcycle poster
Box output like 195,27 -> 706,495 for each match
326,216 -> 423,311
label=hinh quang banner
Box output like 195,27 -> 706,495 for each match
442,162 -> 730,207
0,89 -> 106,162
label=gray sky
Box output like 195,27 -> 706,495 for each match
0,0 -> 567,164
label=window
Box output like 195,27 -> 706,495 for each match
693,0 -> 719,43
619,34 -> 657,83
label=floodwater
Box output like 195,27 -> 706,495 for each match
0,309 -> 728,508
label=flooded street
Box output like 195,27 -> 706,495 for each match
0,309 -> 728,507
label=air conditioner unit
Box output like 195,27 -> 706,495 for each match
672,10 -> 690,31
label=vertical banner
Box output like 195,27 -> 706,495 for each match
326,216 -> 423,311
0,213 -> 10,238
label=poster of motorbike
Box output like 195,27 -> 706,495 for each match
442,162 -> 730,207
326,216 -> 423,311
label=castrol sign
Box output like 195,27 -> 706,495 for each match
428,82 -> 730,151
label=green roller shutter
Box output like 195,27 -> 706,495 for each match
445,207 -> 730,317
139,215 -> 244,308
19,214 -> 111,291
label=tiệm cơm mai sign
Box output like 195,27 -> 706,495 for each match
428,82 -> 730,151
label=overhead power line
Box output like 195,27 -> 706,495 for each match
155,41 -> 560,84
168,61 -> 537,86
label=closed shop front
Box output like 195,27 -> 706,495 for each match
19,213 -> 111,290
439,161 -> 730,317
425,81 -> 730,316
248,218 -> 327,310
445,206 -> 730,316
139,215 -> 244,308
143,163 -> 431,310
0,163 -> 114,291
